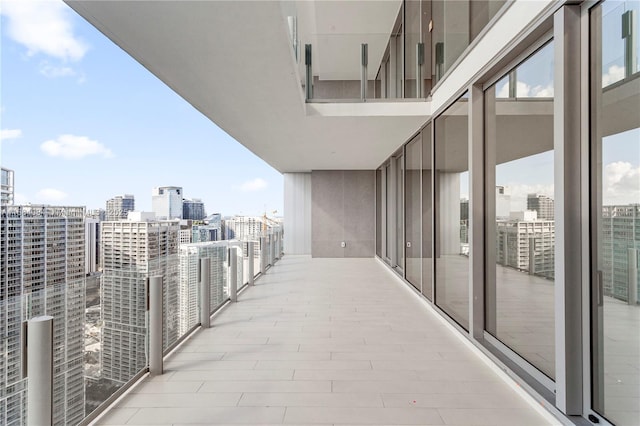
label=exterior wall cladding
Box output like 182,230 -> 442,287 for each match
0,205 -> 86,426
100,220 -> 179,383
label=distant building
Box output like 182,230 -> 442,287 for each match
192,224 -> 220,242
127,211 -> 156,222
527,193 -> 554,220
223,216 -> 265,240
87,208 -> 106,221
0,205 -> 86,425
496,211 -> 555,280
496,186 -> 511,219
100,220 -> 179,383
182,198 -> 206,220
1,167 -> 14,205
106,194 -> 135,221
152,186 -> 183,220
601,204 -> 640,302
178,242 -> 227,335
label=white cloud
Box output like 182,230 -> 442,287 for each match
238,178 -> 268,192
496,81 -> 554,98
503,183 -> 555,212
603,161 -> 640,205
36,188 -> 68,202
1,0 -> 89,62
13,193 -> 30,205
39,61 -> 76,78
0,129 -> 23,141
602,64 -> 624,87
41,134 -> 113,159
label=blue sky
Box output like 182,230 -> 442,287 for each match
0,0 -> 283,216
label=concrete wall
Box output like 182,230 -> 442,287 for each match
284,173 -> 312,255
311,170 -> 375,258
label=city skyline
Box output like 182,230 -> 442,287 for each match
0,1 -> 283,216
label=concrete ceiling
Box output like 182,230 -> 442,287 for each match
65,0 -> 426,173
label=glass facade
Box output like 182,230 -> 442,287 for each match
434,93 -> 469,329
590,1 -> 640,424
485,42 -> 556,379
405,134 -> 422,289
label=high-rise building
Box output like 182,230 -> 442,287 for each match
192,224 -> 220,242
1,167 -> 14,206
601,204 -> 640,302
152,186 -> 183,220
496,186 -> 511,219
87,208 -> 106,221
527,193 -> 554,220
223,216 -> 264,240
182,198 -> 205,220
178,242 -> 227,335
100,220 -> 179,383
496,211 -> 555,280
0,205 -> 86,425
105,194 -> 135,221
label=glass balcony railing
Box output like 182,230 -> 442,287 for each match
5,226 -> 283,426
286,0 -> 507,102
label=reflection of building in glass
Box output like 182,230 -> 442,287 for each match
152,186 -> 183,220
0,205 -> 86,425
85,218 -> 101,274
100,220 -> 179,383
105,194 -> 135,221
602,204 -> 640,302
496,186 -> 511,219
460,199 -> 469,245
496,211 -> 555,280
182,198 -> 206,220
1,167 -> 14,205
527,193 -> 554,220
178,243 -> 227,335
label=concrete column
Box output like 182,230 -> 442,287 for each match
628,248 -> 638,305
229,248 -> 238,302
248,241 -> 255,286
149,276 -> 163,376
200,258 -> 211,328
27,316 -> 53,426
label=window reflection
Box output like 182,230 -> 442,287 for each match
485,42 -> 556,379
591,1 -> 640,424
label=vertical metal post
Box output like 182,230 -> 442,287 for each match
416,42 -> 424,98
529,237 -> 536,275
628,248 -> 638,305
200,258 -> 211,328
361,43 -> 368,100
27,316 -> 53,426
149,276 -> 163,376
248,241 -> 255,285
622,10 -> 637,78
305,44 -> 313,100
260,236 -> 267,274
508,69 -> 517,98
229,247 -> 238,302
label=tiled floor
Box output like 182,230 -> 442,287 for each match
96,255 -> 557,426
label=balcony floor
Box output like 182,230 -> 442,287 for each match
97,255 -> 556,425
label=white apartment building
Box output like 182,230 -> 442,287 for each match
0,205 -> 86,425
152,186 -> 183,220
100,220 -> 179,383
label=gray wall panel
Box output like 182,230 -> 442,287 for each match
312,170 -> 374,258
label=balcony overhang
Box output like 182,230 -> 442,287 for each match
65,0 -> 428,173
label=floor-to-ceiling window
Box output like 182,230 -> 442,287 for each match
484,42 -> 556,379
590,1 -> 640,424
396,153 -> 405,272
376,167 -> 382,258
385,163 -> 392,263
422,124 -> 433,300
435,93 -> 469,329
405,134 -> 422,290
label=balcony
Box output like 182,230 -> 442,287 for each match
92,255 -> 557,426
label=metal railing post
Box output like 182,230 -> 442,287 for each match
361,43 -> 368,100
305,44 -> 313,100
260,236 -> 267,275
229,247 -> 238,302
622,10 -> 637,78
27,315 -> 53,426
248,241 -> 255,286
200,258 -> 211,328
149,276 -> 163,376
